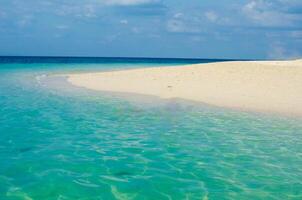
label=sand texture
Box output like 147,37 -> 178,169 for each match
67,60 -> 302,116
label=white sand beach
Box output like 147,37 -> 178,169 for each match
67,60 -> 302,116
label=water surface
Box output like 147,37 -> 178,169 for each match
0,57 -> 301,200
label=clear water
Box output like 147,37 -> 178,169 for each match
0,57 -> 302,200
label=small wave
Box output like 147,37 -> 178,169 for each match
73,179 -> 100,188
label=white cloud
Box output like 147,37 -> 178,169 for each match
120,19 -> 128,24
82,4 -> 97,18
173,13 -> 183,18
242,0 -> 301,27
56,25 -> 69,30
131,27 -> 140,33
205,11 -> 218,23
56,4 -> 96,18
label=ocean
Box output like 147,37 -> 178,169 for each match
0,56 -> 301,200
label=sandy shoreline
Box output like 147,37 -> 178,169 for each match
67,60 -> 302,116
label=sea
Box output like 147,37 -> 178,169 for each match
0,56 -> 301,200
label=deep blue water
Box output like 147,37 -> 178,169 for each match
0,56 -> 233,64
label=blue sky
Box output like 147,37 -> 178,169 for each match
0,0 -> 302,59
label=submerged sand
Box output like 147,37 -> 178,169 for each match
67,60 -> 302,116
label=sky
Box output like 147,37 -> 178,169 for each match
0,0 -> 302,59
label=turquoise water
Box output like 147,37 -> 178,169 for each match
0,57 -> 302,200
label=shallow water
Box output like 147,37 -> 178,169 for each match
0,58 -> 302,200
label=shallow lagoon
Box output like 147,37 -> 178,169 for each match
0,58 -> 302,200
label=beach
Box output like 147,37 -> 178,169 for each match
2,57 -> 302,199
67,60 -> 302,116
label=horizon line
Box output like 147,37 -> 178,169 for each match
0,55 -> 255,61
